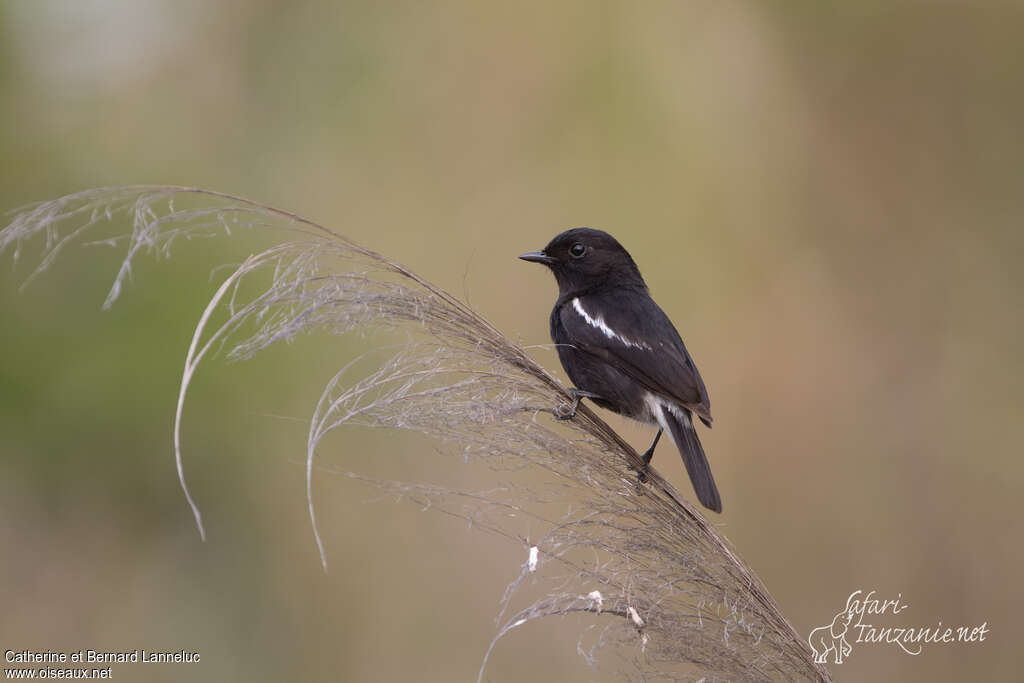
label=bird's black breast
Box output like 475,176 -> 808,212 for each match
549,296 -> 654,420
548,287 -> 711,424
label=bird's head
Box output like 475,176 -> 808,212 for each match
519,228 -> 646,296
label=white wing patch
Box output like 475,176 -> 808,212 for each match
571,298 -> 652,350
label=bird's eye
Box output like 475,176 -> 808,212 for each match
569,243 -> 587,258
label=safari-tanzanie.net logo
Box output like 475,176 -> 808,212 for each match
807,589 -> 989,664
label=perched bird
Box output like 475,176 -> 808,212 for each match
520,228 -> 721,512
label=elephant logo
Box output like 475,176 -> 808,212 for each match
808,592 -> 858,664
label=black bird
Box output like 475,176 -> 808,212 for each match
520,228 -> 721,513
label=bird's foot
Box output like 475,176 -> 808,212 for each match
639,429 -> 661,466
554,388 -> 601,420
628,458 -> 651,486
630,427 -> 662,484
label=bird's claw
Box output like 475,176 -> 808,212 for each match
554,388 -> 601,420
630,427 -> 661,484
627,458 -> 652,486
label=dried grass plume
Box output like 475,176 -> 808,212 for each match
2,186 -> 832,682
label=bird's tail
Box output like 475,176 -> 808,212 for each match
661,406 -> 722,513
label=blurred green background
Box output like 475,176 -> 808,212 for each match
1,1 -> 1021,681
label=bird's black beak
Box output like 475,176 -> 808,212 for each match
519,250 -> 555,265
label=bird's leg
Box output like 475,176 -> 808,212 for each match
640,428 -> 663,466
633,428 -> 663,484
554,388 -> 602,420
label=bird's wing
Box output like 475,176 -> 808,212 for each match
559,289 -> 712,423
